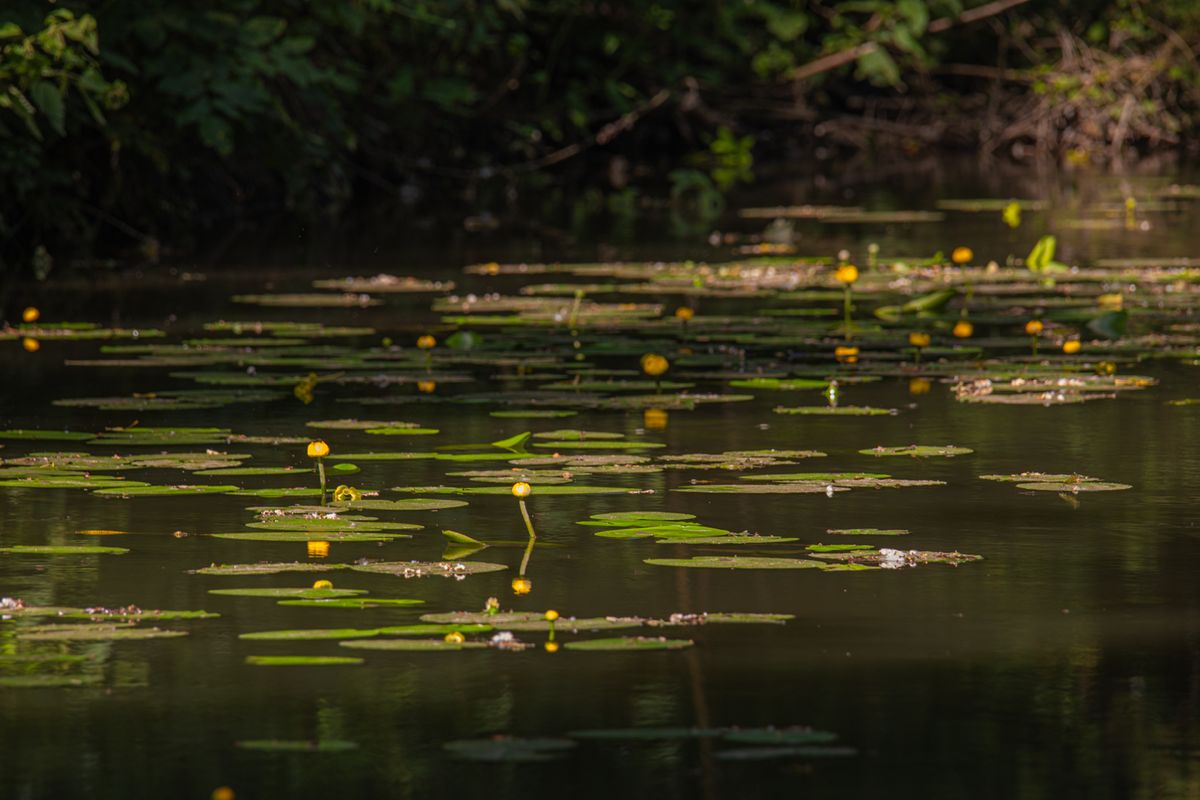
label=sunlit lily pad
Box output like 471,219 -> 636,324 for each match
858,445 -> 973,457
0,545 -> 129,555
348,560 -> 507,578
774,405 -> 897,416
208,588 -> 366,599
645,556 -> 824,569
339,639 -> 489,652
93,484 -> 240,497
191,562 -> 350,576
244,655 -> 363,666
0,429 -> 93,441
827,528 -> 910,536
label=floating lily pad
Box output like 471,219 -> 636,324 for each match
237,740 -> 359,752
443,737 -> 576,762
716,745 -> 858,760
858,445 -> 974,457
17,626 -> 188,642
191,562 -> 351,576
1016,481 -> 1131,492
0,545 -> 129,555
348,560 -> 507,578
0,429 -> 93,441
211,531 -> 411,542
673,484 -> 845,494
774,406 -> 897,416
93,484 -> 240,497
339,639 -> 489,652
208,588 -> 366,599
827,528 -> 910,536
245,655 -> 363,666
645,556 -> 824,569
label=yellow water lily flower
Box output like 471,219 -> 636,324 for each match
417,335 -> 436,349
1025,320 -> 1044,336
1062,340 -> 1081,354
952,320 -> 974,339
312,579 -> 333,590
512,577 -> 532,595
511,481 -> 532,498
640,353 -> 669,377
835,264 -> 859,284
951,247 -> 973,265
908,332 -> 931,348
22,306 -> 39,323
306,440 -> 330,458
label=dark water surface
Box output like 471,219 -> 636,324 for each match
2,163 -> 1199,799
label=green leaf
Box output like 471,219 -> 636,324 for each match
856,48 -> 901,87
30,82 -> 66,136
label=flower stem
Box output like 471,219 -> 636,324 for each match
518,498 -> 536,539
317,459 -> 327,506
843,285 -> 853,340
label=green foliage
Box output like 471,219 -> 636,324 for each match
0,0 -> 1197,270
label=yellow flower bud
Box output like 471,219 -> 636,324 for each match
312,579 -> 333,590
444,631 -> 465,644
1062,339 -> 1081,354
21,306 -> 40,323
640,353 -> 669,377
834,345 -> 859,364
952,320 -> 974,339
417,335 -> 437,350
544,641 -> 560,653
417,380 -> 437,394
512,577 -> 532,595
511,481 -> 532,498
951,247 -> 974,265
674,307 -> 695,321
544,609 -> 559,621
1025,320 -> 1044,336
908,332 -> 931,348
835,264 -> 859,285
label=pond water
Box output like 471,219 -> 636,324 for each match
2,162 -> 1200,799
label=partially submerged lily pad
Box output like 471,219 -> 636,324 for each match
244,655 -> 364,666
858,445 -> 974,457
645,556 -> 825,569
348,560 -> 507,578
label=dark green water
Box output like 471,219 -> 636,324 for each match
2,164 -> 1199,799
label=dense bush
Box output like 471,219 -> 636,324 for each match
1,1 -> 1197,271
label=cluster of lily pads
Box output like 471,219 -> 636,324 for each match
7,197 -> 1175,763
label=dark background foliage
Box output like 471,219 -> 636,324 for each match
2,0 -> 1198,272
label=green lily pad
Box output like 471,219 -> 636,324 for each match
443,737 -> 576,762
827,528 -> 910,536
211,531 -> 411,542
0,545 -> 129,555
339,639 -> 490,652
0,429 -> 93,441
858,445 -> 973,457
93,484 -> 240,497
716,745 -> 857,760
348,560 -> 508,578
1016,481 -> 1131,492
237,740 -> 360,752
645,556 -> 825,569
208,588 -> 366,599
17,626 -> 188,642
191,562 -> 350,576
245,656 -> 364,666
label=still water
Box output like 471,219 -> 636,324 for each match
2,162 -> 1199,799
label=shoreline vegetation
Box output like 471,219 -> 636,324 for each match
1,1 -> 1198,271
